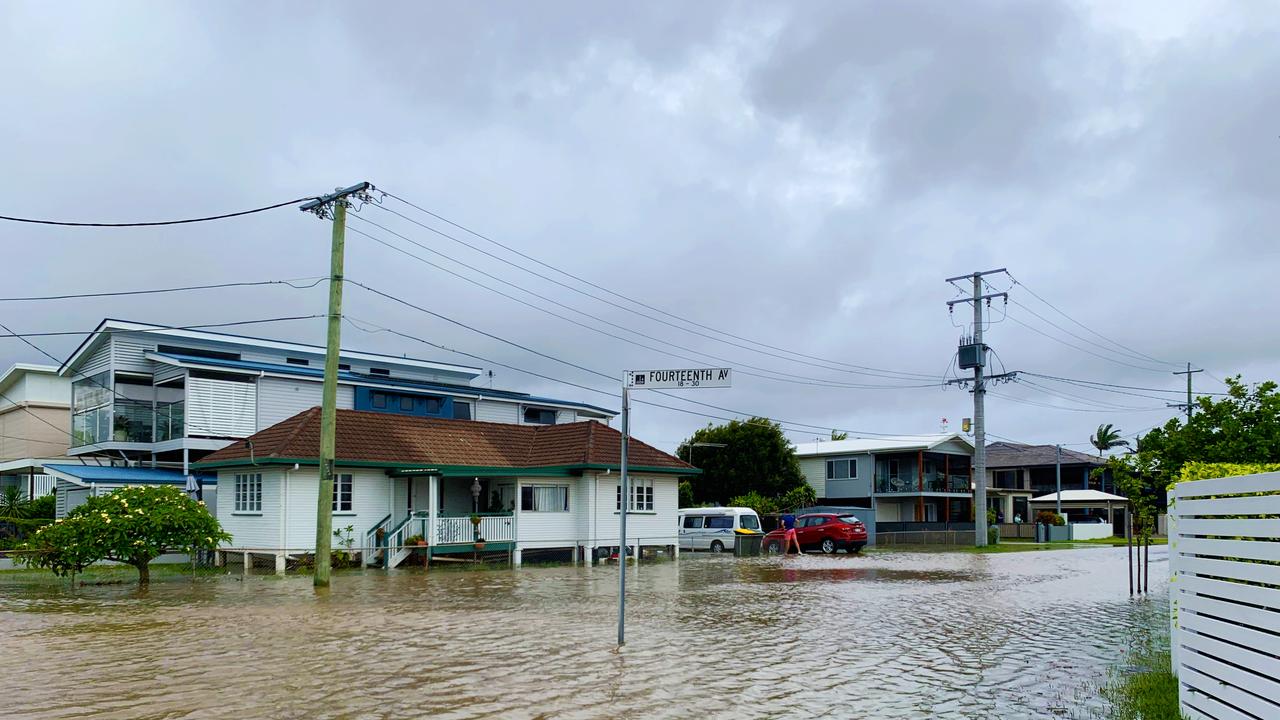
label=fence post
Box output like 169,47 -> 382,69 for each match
1167,489 -> 1179,678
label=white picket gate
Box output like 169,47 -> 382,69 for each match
1168,471 -> 1280,720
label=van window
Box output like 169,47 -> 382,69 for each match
739,515 -> 760,530
838,515 -> 862,525
706,516 -> 733,529
682,516 -> 704,529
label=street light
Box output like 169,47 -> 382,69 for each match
687,442 -> 727,467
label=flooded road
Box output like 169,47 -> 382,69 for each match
1,546 -> 1168,719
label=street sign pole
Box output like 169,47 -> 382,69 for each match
617,367 -> 731,647
617,384 -> 630,646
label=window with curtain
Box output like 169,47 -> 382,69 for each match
520,485 -> 569,512
826,458 -> 857,480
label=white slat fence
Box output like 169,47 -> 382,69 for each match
1169,471 -> 1280,720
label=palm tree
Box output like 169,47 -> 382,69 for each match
1090,423 -> 1131,456
0,486 -> 31,521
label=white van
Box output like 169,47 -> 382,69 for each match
677,507 -> 762,553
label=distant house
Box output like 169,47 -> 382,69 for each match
984,442 -> 1112,523
794,434 -> 975,526
194,408 -> 694,571
0,363 -> 71,499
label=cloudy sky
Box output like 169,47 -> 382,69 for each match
2,1 -> 1277,454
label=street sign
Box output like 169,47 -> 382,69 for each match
626,367 -> 732,389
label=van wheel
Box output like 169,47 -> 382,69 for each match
710,540 -> 725,553
765,540 -> 782,555
820,538 -> 837,554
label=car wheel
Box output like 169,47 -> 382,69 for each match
820,538 -> 837,554
765,540 -> 781,554
848,543 -> 866,554
710,540 -> 725,553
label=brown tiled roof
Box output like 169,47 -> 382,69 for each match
985,441 -> 1105,469
197,408 -> 693,472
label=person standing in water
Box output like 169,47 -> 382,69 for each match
781,513 -> 801,554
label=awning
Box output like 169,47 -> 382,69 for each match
45,464 -> 216,488
1030,489 -> 1128,503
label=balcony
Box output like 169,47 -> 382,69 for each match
875,473 -> 971,494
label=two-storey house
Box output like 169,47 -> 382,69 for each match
795,434 -> 975,528
0,363 -> 71,499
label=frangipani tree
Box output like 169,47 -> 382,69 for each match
19,485 -> 229,585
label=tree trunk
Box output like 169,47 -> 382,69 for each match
135,560 -> 151,586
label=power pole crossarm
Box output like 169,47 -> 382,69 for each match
1172,363 -> 1203,419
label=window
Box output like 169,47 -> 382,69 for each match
616,478 -> 654,511
837,515 -> 863,525
338,363 -> 351,371
682,515 -> 704,529
286,357 -> 309,366
452,401 -> 472,420
71,372 -> 112,446
521,485 -> 569,512
826,458 -> 857,480
739,514 -> 761,530
369,368 -> 390,377
234,473 -> 262,513
399,395 -> 415,412
810,516 -> 830,527
332,474 -> 353,513
524,407 -> 557,425
372,393 -> 387,409
705,516 -> 732,529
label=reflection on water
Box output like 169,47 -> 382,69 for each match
1,546 -> 1168,719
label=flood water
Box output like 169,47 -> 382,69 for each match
1,546 -> 1168,720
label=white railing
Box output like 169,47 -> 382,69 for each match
363,514 -> 393,567
30,474 -> 55,498
1169,471 -> 1280,720
434,514 -> 515,545
383,516 -> 421,569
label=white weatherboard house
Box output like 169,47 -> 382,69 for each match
194,408 -> 695,571
51,319 -> 615,515
794,434 -> 975,526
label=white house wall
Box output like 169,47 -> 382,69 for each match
513,476 -> 590,549
555,409 -> 577,424
153,363 -> 185,384
78,342 -> 111,378
800,457 -> 825,497
112,338 -> 154,374
586,473 -> 678,548
256,377 -> 354,429
217,468 -> 284,549
280,468 -> 393,550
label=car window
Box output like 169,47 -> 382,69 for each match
738,514 -> 760,530
808,516 -> 828,527
706,516 -> 733,529
682,516 -> 703,529
838,515 -> 862,525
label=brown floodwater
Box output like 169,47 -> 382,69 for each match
1,546 -> 1168,720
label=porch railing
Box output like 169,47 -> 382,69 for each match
433,513 -> 515,545
875,474 -> 971,494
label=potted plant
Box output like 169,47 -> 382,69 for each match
474,537 -> 486,552
469,513 -> 482,527
404,534 -> 426,547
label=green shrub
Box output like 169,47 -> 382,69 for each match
28,494 -> 55,519
1171,461 -> 1280,490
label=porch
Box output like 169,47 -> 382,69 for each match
369,473 -> 519,568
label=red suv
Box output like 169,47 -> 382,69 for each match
763,513 -> 868,554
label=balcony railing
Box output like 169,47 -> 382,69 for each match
875,474 -> 971,494
111,400 -> 155,443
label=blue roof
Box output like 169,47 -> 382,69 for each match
45,464 -> 216,486
151,352 -> 617,416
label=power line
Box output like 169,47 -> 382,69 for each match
0,277 -> 325,303
1015,377 -> 1167,412
0,196 -> 314,227
0,315 -> 327,339
347,222 -> 938,391
1021,372 -> 1230,398
1005,313 -> 1175,373
343,307 -> 945,440
375,190 -> 940,381
1006,272 -> 1178,368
